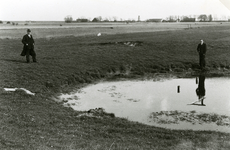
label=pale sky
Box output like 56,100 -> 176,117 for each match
0,0 -> 230,21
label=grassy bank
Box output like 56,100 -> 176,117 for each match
0,25 -> 230,149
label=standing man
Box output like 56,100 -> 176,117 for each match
21,29 -> 37,63
197,39 -> 206,70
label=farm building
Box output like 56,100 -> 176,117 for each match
146,19 -> 162,22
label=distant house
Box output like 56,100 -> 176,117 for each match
146,19 -> 162,22
76,18 -> 89,22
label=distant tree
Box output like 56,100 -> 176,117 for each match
103,18 -> 110,22
92,17 -> 100,22
0,20 -> 3,24
180,16 -> 187,22
64,15 -> 73,23
98,16 -> 102,21
208,14 -> 213,22
221,15 -> 227,20
192,15 -> 198,20
112,16 -> 118,22
11,22 -> 18,26
109,17 -> 114,21
7,21 -> 11,24
126,19 -> 136,22
198,14 -> 208,22
168,16 -> 177,22
91,16 -> 104,22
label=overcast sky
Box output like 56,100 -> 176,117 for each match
0,0 -> 230,21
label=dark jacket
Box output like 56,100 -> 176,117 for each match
21,34 -> 35,56
197,43 -> 207,55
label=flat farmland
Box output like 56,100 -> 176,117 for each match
0,22 -> 230,149
0,22 -> 228,39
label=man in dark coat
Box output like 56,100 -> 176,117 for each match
21,29 -> 37,63
197,39 -> 207,69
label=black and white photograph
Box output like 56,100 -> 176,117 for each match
0,0 -> 230,149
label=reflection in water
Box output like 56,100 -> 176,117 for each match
195,74 -> 206,106
189,74 -> 206,106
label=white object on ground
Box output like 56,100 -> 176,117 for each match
3,88 -> 35,95
3,88 -> 17,91
97,33 -> 101,36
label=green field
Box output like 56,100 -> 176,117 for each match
0,23 -> 230,149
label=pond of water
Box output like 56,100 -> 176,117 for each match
59,75 -> 230,133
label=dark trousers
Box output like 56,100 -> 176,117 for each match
26,48 -> 36,62
199,54 -> 205,69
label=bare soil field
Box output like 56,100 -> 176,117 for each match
0,23 -> 230,149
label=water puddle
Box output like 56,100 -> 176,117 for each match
59,75 -> 230,133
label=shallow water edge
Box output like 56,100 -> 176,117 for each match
58,75 -> 230,133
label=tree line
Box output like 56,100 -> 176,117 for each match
65,14 -> 230,23
163,14 -> 214,22
65,15 -> 136,23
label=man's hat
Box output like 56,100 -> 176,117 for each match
27,29 -> 31,32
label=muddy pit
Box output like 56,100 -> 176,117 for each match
91,41 -> 143,47
59,75 -> 230,133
